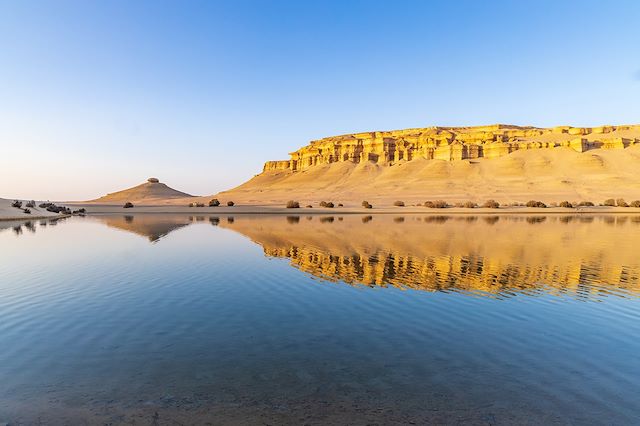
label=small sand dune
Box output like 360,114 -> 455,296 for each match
87,178 -> 195,205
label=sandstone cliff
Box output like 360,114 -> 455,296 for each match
263,124 -> 640,172
217,124 -> 640,205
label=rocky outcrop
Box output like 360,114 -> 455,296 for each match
263,124 -> 640,172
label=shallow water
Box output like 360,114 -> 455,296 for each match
1,214 -> 639,425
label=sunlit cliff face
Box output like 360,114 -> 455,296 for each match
13,213 -> 638,299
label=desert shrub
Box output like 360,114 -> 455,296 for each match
286,200 -> 300,208
526,200 -> 547,208
616,198 -> 629,207
338,203 -> 343,207
319,201 -> 327,207
11,200 -> 22,208
423,201 -> 435,208
305,204 -> 313,208
227,201 -> 235,206
463,201 -> 478,208
603,198 -> 616,206
454,202 -> 464,208
361,201 -> 372,209
319,201 -> 335,208
39,202 -> 52,208
25,200 -> 36,208
196,203 -> 205,207
189,203 -> 195,207
482,200 -> 500,209
559,201 -> 573,208
578,201 -> 595,207
24,208 -> 31,214
434,200 -> 448,208
630,200 -> 640,207
123,202 -> 134,208
209,198 -> 220,207
393,200 -> 405,207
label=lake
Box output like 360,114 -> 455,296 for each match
1,214 -> 639,425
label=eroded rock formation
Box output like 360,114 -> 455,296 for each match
264,124 -> 640,172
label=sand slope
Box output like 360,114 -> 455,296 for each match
0,198 -> 66,220
214,145 -> 640,206
88,178 -> 194,204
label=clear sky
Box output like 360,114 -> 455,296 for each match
1,0 -> 639,200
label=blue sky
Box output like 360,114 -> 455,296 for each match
1,0 -> 639,199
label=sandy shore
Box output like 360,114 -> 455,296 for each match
65,203 -> 640,215
0,198 -> 72,221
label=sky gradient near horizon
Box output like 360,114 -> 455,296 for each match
1,0 -> 639,200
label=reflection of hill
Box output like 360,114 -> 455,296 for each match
220,215 -> 640,298
97,215 -> 195,242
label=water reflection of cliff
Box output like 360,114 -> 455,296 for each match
220,215 -> 640,298
87,214 -> 640,298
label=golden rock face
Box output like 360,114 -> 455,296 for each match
263,124 -> 640,172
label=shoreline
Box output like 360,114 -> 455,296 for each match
62,204 -> 640,216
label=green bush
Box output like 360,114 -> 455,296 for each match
286,200 -> 300,208
393,200 -> 405,207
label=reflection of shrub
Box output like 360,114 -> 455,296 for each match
393,201 -> 405,207
559,201 -> 573,208
286,216 -> 300,224
463,201 -> 478,208
320,216 -> 335,223
227,201 -> 235,206
393,217 -> 405,223
482,200 -> 500,209
630,200 -> 640,207
123,202 -> 134,208
286,200 -> 300,208
578,201 -> 595,206
526,200 -> 547,208
362,215 -> 373,223
616,198 -> 629,207
603,198 -> 616,206
209,199 -> 220,207
361,201 -> 373,209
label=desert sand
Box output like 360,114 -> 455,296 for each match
0,198 -> 68,221
88,177 -> 194,204
210,124 -> 640,206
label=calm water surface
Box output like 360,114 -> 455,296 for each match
1,214 -> 639,425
